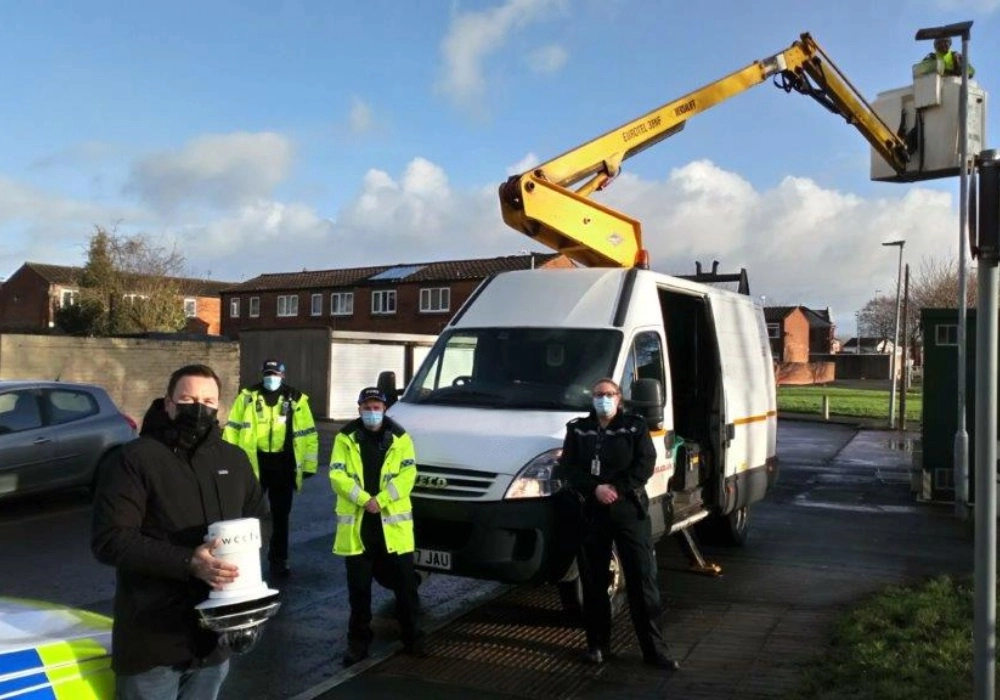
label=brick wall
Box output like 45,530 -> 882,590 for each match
782,309 -> 811,364
0,267 -> 50,331
222,280 -> 482,337
221,257 -> 576,338
0,334 -> 240,424
774,361 -> 835,385
191,295 -> 222,335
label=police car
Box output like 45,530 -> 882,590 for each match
0,597 -> 112,699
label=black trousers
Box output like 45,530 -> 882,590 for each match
344,515 -> 422,651
579,497 -> 671,659
257,451 -> 296,564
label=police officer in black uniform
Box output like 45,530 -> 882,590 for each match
558,378 -> 679,670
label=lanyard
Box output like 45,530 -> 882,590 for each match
591,425 -> 605,476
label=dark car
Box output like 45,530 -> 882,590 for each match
0,380 -> 137,499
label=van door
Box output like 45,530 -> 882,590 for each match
657,289 -> 726,508
619,329 -> 672,537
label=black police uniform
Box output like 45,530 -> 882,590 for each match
558,409 -> 675,666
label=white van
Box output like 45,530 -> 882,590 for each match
382,266 -> 778,605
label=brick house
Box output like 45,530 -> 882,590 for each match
0,262 -> 233,335
220,253 -> 573,338
764,306 -> 835,363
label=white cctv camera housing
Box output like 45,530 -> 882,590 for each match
194,518 -> 281,654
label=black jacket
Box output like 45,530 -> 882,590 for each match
558,410 -> 656,500
91,400 -> 269,675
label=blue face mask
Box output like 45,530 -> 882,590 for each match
593,396 -> 616,416
262,376 -> 282,392
361,410 -> 384,429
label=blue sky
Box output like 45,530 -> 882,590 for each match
1,0 -> 997,335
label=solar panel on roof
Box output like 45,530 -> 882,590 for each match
368,265 -> 425,281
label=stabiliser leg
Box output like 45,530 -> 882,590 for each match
678,528 -> 723,577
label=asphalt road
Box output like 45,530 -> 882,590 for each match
0,420 -> 968,700
0,437 -> 499,700
314,420 -> 972,699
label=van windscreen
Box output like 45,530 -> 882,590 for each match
402,328 -> 622,411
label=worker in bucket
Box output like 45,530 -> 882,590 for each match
557,377 -> 679,671
924,36 -> 974,77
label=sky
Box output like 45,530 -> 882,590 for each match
1,0 -> 998,337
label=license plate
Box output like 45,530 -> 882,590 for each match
414,548 -> 452,571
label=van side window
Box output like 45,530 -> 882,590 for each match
621,332 -> 665,401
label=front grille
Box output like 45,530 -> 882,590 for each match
414,464 -> 498,499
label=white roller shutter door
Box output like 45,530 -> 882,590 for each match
328,343 -> 406,419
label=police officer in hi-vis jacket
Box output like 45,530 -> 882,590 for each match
223,359 -> 318,577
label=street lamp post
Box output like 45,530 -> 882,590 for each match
973,148 -> 1000,700
916,20 -> 974,516
883,240 -> 905,429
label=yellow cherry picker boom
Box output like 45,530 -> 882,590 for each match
498,33 -> 916,269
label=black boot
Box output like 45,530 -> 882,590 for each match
342,644 -> 369,667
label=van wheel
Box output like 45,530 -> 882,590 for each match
555,550 -> 626,618
556,577 -> 584,619
695,506 -> 750,546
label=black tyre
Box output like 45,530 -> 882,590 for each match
557,576 -> 584,618
555,549 -> 626,617
695,505 -> 750,546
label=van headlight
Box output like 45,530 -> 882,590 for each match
504,448 -> 563,499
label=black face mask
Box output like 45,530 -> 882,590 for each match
172,402 -> 218,447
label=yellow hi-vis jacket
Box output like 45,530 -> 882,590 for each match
329,417 -> 417,556
926,49 -> 975,78
223,385 -> 319,490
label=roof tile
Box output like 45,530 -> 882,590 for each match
220,253 -> 565,293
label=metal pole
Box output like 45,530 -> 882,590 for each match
955,31 -> 972,518
900,264 -> 910,430
856,312 -> 862,355
884,241 -> 905,429
974,148 -> 999,700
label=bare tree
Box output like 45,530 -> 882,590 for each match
857,255 -> 980,360
858,295 -> 896,343
909,256 -> 977,310
55,225 -> 188,335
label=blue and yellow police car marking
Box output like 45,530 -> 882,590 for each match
0,598 -> 113,700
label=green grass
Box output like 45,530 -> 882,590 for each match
777,385 -> 922,422
793,575 -> 983,699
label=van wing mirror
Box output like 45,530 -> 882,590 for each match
628,378 -> 664,430
377,371 -> 400,408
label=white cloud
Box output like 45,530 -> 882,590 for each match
30,141 -> 118,170
125,132 -> 294,213
3,149 -> 962,338
598,160 -> 954,333
507,152 -> 540,176
177,200 -> 334,266
181,157 -> 955,339
528,44 -> 568,74
436,0 -> 566,111
0,177 -> 136,225
0,177 -> 148,276
348,97 -> 375,134
931,0 -> 999,12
